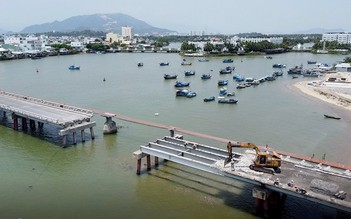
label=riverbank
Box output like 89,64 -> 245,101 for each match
293,72 -> 351,111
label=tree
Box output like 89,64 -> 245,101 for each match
180,42 -> 197,52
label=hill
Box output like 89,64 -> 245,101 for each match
20,13 -> 175,35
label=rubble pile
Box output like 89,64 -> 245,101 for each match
310,179 -> 339,196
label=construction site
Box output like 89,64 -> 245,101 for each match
134,131 -> 351,215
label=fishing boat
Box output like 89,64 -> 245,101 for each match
307,61 -> 317,64
223,59 -> 234,63
181,59 -> 192,65
203,96 -> 215,102
176,89 -> 196,98
201,74 -> 211,80
288,65 -> 303,74
184,71 -> 196,76
164,74 -> 177,79
68,65 -> 80,70
138,62 -> 143,67
236,84 -> 246,89
219,87 -> 228,96
198,58 -> 209,62
218,98 -> 238,104
272,64 -> 286,68
218,80 -> 228,86
160,62 -> 169,66
324,114 -> 341,120
174,81 -> 190,87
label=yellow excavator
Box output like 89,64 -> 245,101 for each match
226,141 -> 281,174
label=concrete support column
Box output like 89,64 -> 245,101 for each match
155,157 -> 159,167
103,117 -> 117,134
81,130 -> 85,143
3,111 -> 6,117
21,117 -> 28,131
73,132 -> 77,145
170,128 -> 175,137
62,135 -> 67,146
136,159 -> 142,175
90,127 -> 95,140
29,119 -> 36,130
146,155 -> 151,171
38,122 -> 44,129
13,116 -> 18,130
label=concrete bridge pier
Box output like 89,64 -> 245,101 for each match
29,119 -> 36,130
11,113 -> 18,130
103,116 -> 117,134
81,130 -> 85,143
21,117 -> 28,131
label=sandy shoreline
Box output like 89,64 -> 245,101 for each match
293,72 -> 351,112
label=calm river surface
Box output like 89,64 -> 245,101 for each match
0,51 -> 350,218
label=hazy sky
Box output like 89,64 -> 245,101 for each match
1,0 -> 350,34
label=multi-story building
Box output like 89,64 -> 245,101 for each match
122,26 -> 133,40
322,32 -> 351,44
4,35 -> 47,52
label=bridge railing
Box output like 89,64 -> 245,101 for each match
0,90 -> 94,117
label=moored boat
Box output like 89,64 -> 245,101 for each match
288,65 -> 303,74
68,65 -> 80,70
272,64 -> 286,68
198,58 -> 209,62
219,87 -> 228,96
160,62 -> 169,66
164,74 -> 177,79
181,59 -> 192,65
223,59 -> 234,63
176,89 -> 196,98
203,96 -> 215,102
201,74 -> 211,80
174,81 -> 190,87
324,114 -> 341,120
184,71 -> 196,76
307,61 -> 317,64
218,98 -> 238,104
218,80 -> 228,86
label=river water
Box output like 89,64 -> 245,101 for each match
0,51 -> 350,218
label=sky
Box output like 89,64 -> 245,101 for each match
1,0 -> 351,34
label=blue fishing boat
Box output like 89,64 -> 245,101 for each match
176,89 -> 196,98
184,71 -> 196,76
174,81 -> 190,87
219,87 -> 227,96
201,74 -> 211,80
68,65 -> 80,70
223,59 -> 234,63
218,80 -> 228,86
160,62 -> 169,66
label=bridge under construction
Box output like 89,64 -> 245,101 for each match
134,132 -> 351,214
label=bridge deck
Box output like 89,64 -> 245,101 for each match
135,136 -> 351,213
0,90 -> 95,136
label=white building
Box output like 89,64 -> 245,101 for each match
106,32 -> 127,44
122,26 -> 133,40
4,35 -> 47,52
322,32 -> 351,44
335,63 -> 351,72
240,37 -> 283,44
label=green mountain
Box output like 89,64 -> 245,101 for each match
20,13 -> 175,35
